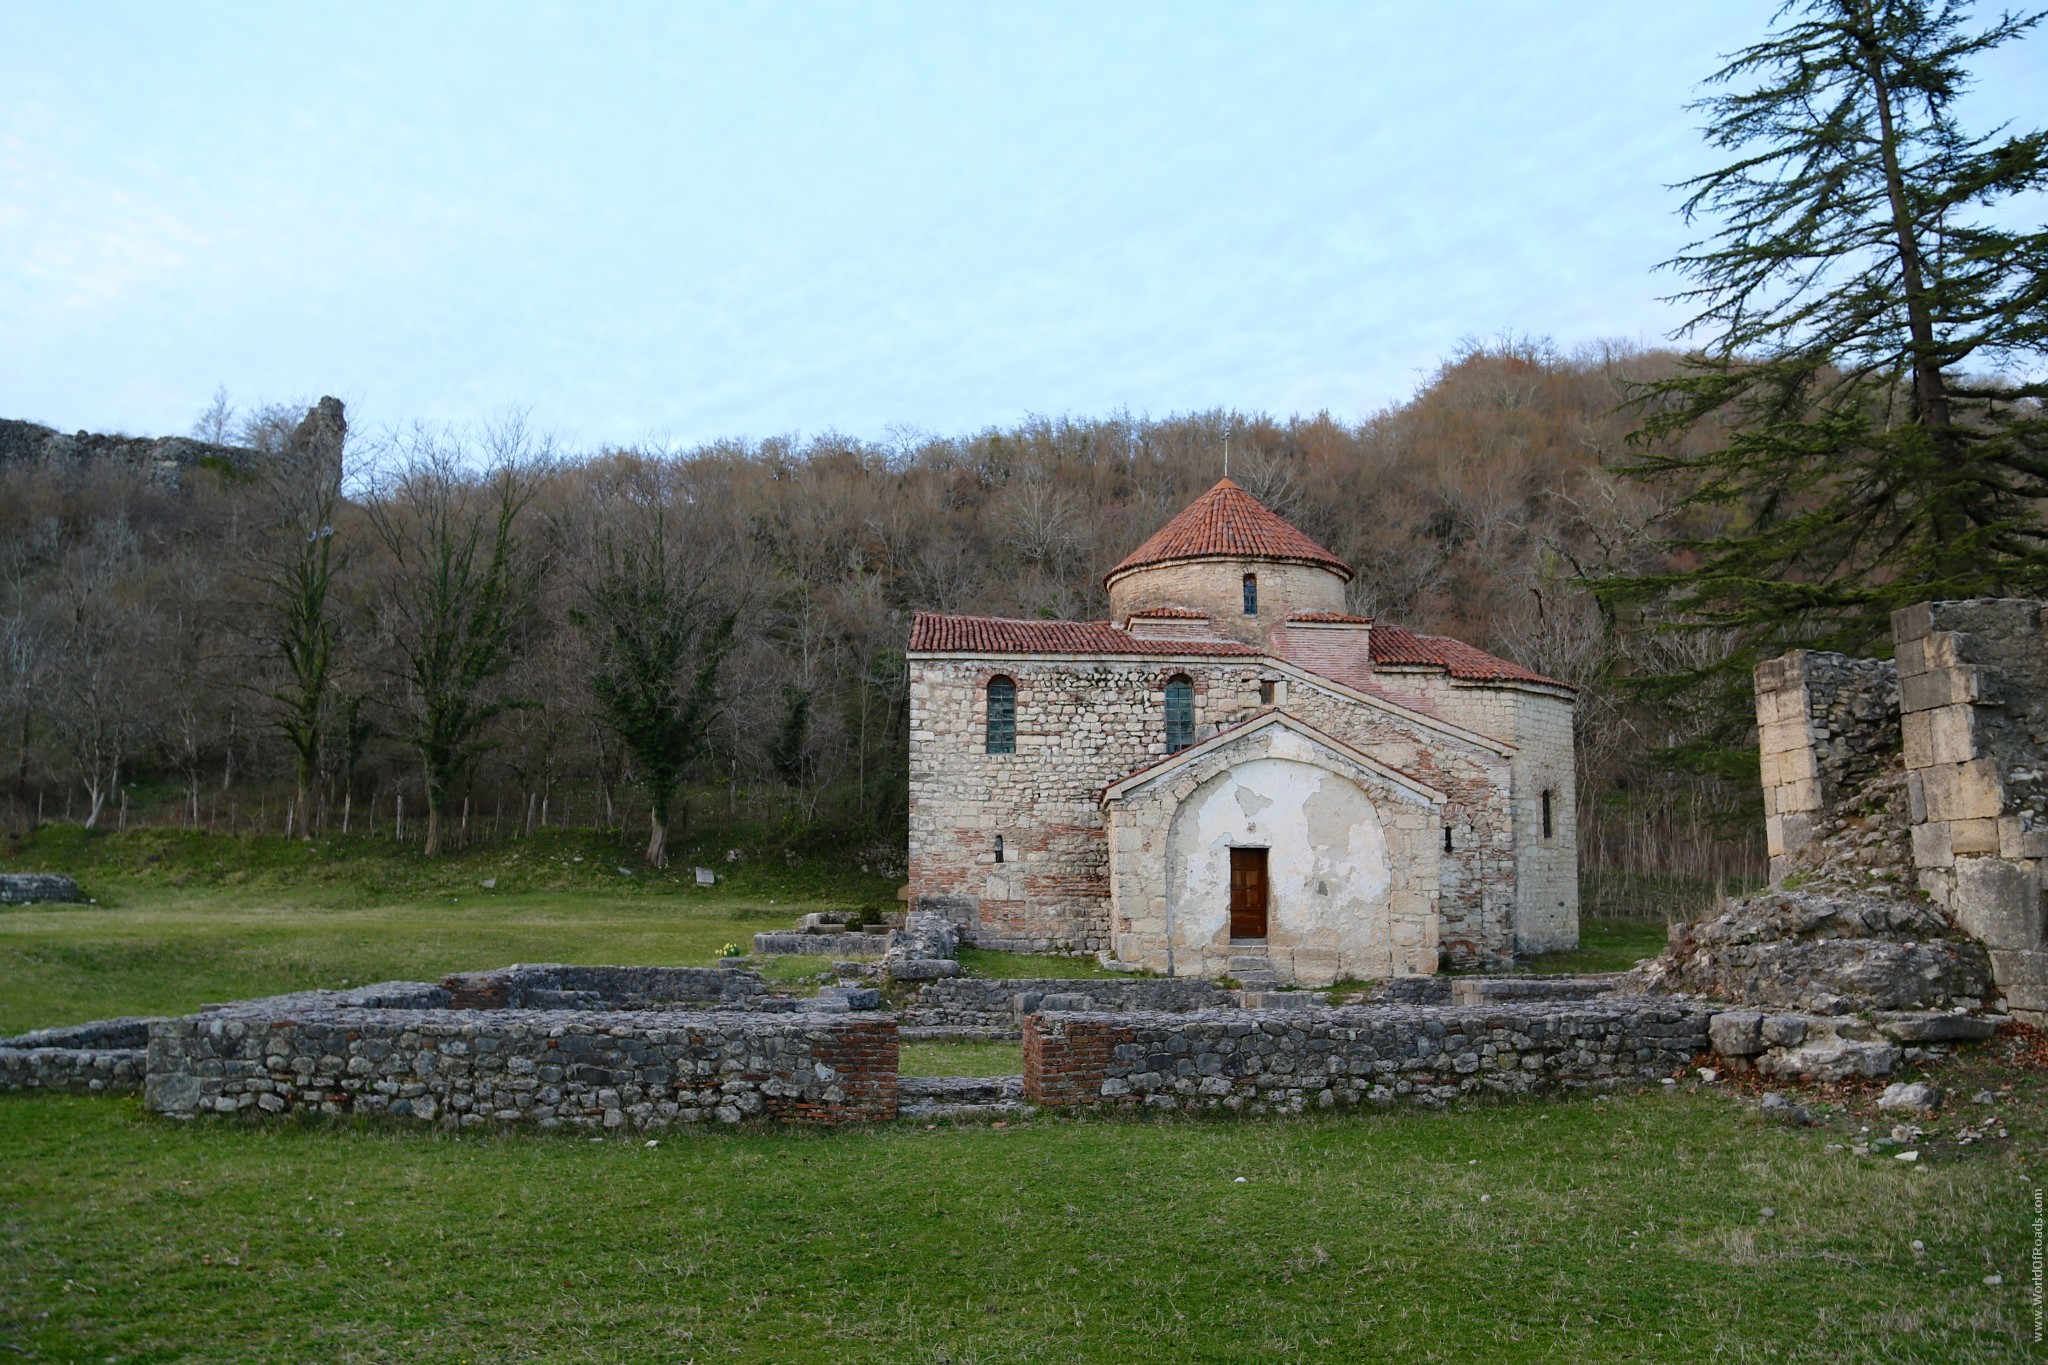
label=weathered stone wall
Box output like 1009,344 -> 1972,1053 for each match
0,1046 -> 144,1094
751,932 -> 888,957
1755,651 -> 1901,879
1895,600 -> 2048,1019
1107,557 -> 1350,646
1022,1001 -> 1713,1112
908,651 -> 1520,967
144,1008 -> 899,1128
1371,672 -> 1580,954
1448,975 -> 1617,1005
0,873 -> 83,905
906,976 -> 1230,1028
438,964 -> 769,1010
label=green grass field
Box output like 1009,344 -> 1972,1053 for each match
2,1081 -> 2035,1363
0,827 -> 2040,1360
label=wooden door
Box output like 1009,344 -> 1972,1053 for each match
1229,847 -> 1269,939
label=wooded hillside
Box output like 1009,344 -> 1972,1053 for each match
0,337 -> 1755,885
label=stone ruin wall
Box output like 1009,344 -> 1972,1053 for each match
144,1008 -> 899,1129
907,653 -> 1517,964
1756,650 -> 1902,880
1754,600 -> 2048,1022
1023,1002 -> 1713,1113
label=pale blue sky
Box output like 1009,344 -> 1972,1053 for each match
3,2 -> 2040,449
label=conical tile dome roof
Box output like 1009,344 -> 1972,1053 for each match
1105,478 -> 1352,585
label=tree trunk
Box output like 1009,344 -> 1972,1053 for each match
423,804 -> 443,857
296,780 -> 314,841
646,809 -> 668,868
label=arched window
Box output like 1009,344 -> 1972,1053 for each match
994,835 -> 1005,864
1165,675 -> 1195,753
985,676 -> 1016,755
1443,823 -> 1453,853
1242,573 -> 1258,615
1541,789 -> 1554,840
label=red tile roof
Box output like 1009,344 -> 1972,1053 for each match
908,613 -> 1261,656
1105,478 -> 1352,584
1128,607 -> 1211,619
909,612 -> 1569,689
1370,625 -> 1568,688
1287,611 -> 1373,624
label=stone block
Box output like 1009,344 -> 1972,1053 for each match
1708,1010 -> 1764,1057
1950,857 -> 2045,950
1871,1011 -> 1997,1043
1988,950 -> 2048,1012
1920,759 -> 2004,823
1900,666 -> 1996,714
1911,821 -> 1955,869
1895,633 -> 1935,678
1948,818 -> 2001,856
1891,601 -> 1934,645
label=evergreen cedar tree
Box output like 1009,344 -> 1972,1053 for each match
1603,0 -> 2048,735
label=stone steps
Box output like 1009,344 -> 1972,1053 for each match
897,1074 -> 1031,1121
1229,949 -> 1278,991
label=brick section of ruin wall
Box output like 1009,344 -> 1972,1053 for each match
143,1010 -> 899,1129
1021,1002 -> 1713,1112
907,655 -> 1519,963
1754,650 -> 1901,878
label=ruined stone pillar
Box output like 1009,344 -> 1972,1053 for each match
1894,600 -> 2048,1020
1754,651 -> 1900,882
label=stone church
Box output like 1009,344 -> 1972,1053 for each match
906,478 -> 1577,985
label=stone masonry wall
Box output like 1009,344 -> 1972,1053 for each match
439,964 -> 770,1010
1022,1001 -> 1713,1112
145,1009 -> 899,1128
1107,557 -> 1349,647
0,1046 -> 144,1095
1895,600 -> 2048,1019
1755,651 -> 1901,879
906,977 -> 1230,1028
907,653 -> 1516,963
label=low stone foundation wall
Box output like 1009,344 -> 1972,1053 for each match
1448,975 -> 1620,1006
0,872 -> 82,904
439,964 -> 769,1010
1023,1002 -> 1714,1112
0,1046 -> 144,1094
907,977 -> 1229,1028
1373,977 -> 1452,1004
145,1009 -> 898,1129
0,1016 -> 158,1095
752,932 -> 888,957
0,875 -> 81,908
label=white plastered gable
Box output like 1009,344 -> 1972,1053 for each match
1101,710 -> 1444,985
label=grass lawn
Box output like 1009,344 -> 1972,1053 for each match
1,827 -> 2041,1360
0,826 -> 896,1034
1,1073 -> 2036,1363
900,1040 -> 1025,1078
1520,918 -> 1673,976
